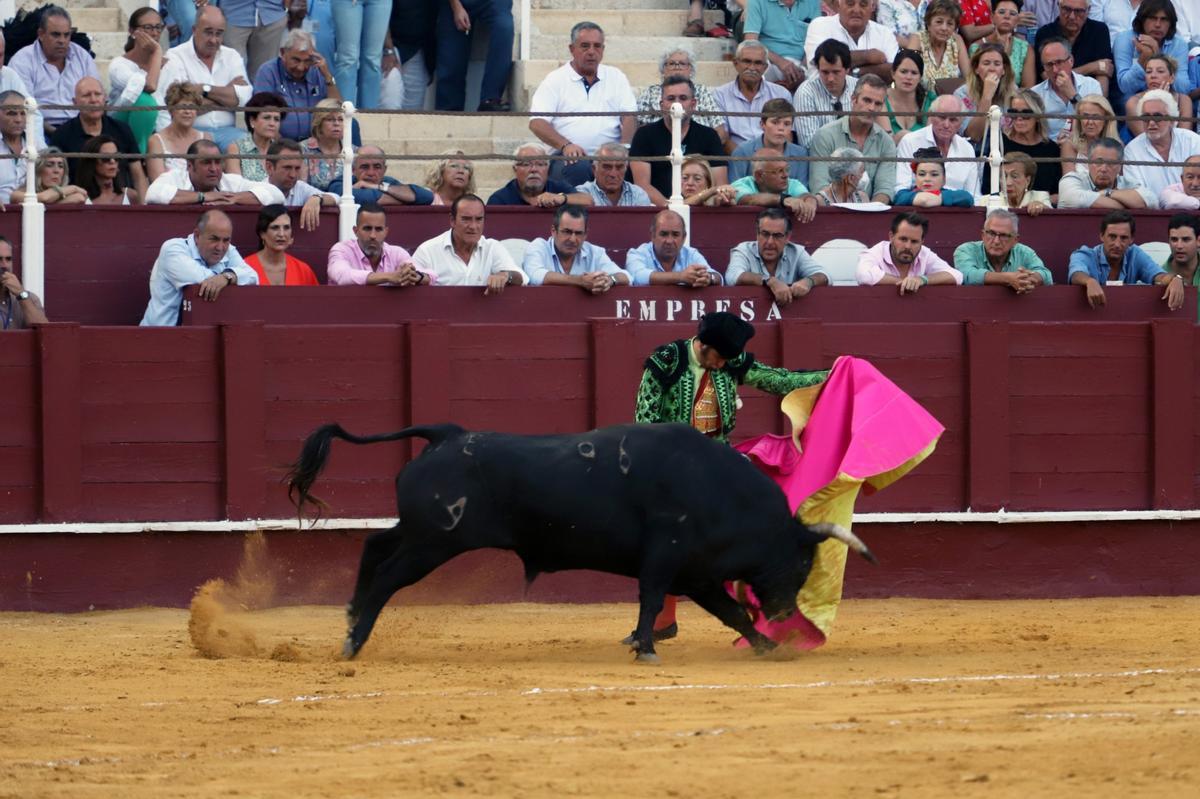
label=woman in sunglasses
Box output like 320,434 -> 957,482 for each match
76,135 -> 139,205
982,89 -> 1062,201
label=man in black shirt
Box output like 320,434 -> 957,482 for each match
629,75 -> 727,206
49,77 -> 147,199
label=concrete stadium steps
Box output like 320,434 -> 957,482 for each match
532,9 -> 725,35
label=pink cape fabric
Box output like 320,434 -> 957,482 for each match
729,355 -> 945,649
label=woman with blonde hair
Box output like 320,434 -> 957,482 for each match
424,151 -> 476,206
679,156 -> 735,206
302,99 -> 356,191
9,147 -> 88,204
1059,94 -> 1119,173
983,89 -> 1061,199
146,82 -> 212,181
954,43 -> 1016,143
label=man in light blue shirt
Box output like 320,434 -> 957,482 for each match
574,142 -> 652,207
213,0 -> 289,78
625,209 -> 723,287
7,6 -> 100,131
141,210 -> 259,326
1030,37 -> 1102,141
1067,208 -> 1184,310
522,205 -> 631,291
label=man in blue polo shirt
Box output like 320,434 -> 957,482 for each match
1068,209 -> 1185,310
253,28 -> 340,141
521,205 -> 630,291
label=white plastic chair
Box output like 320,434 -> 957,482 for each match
1139,241 -> 1170,266
500,238 -> 532,267
810,239 -> 868,286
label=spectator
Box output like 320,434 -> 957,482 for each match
253,29 -> 341,142
983,89 -> 1062,198
1126,55 -> 1193,137
1030,36 -> 1102,142
245,204 -> 321,285
162,0 -> 199,44
529,22 -> 637,186
915,0 -> 969,94
75,135 -> 140,205
999,152 -> 1052,214
1160,154 -> 1200,209
9,146 -> 87,205
1124,90 -> 1200,200
729,98 -> 809,184
895,94 -> 980,194
225,92 -> 285,180
434,0 -> 514,111
7,6 -> 100,133
815,147 -> 870,204
713,41 -> 791,152
1092,0 -> 1141,40
0,91 -> 30,203
144,139 -> 285,204
954,43 -> 1016,144
327,202 -> 432,286
1114,0 -> 1193,108
742,0 -> 819,91
1068,209 -> 1184,310
726,207 -> 828,306
1163,212 -> 1200,287
880,48 -> 931,143
425,150 -> 476,206
140,210 -> 258,326
575,143 -> 652,207
522,204 -> 630,291
733,149 -> 819,223
680,156 -> 737,206
793,39 -> 858,146
1033,0 -> 1114,95
330,0 -> 389,107
487,142 -> 591,207
857,210 -> 964,291
630,76 -> 727,206
971,0 -> 1036,88
808,73 -> 896,202
48,77 -> 148,200
893,147 -> 975,207
1059,137 -> 1157,209
637,48 -> 726,137
155,6 -> 253,151
327,145 -> 434,205
109,7 -> 166,152
0,32 -> 45,148
0,236 -> 48,328
411,194 -> 527,289
147,82 -> 212,181
218,0 -> 288,79
1059,94 -> 1119,173
876,0 -> 925,41
953,207 -> 1051,291
301,99 -> 352,191
626,209 -> 723,287
949,0 -> 996,44
383,0 -> 436,110
264,139 -> 336,229
803,0 -> 898,81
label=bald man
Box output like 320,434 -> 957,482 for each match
625,209 -> 723,287
50,76 -> 147,198
895,95 -> 981,194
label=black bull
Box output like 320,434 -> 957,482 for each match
286,422 -> 877,662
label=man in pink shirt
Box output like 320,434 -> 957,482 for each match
326,203 -> 436,286
856,211 -> 963,294
1159,155 -> 1200,210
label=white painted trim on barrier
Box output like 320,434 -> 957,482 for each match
2,509 -> 1199,535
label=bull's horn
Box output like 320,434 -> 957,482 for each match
809,522 -> 878,565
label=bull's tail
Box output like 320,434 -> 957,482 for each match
285,423 -> 464,520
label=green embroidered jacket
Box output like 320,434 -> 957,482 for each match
633,338 -> 829,443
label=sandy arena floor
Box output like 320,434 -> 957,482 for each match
2,588 -> 1199,799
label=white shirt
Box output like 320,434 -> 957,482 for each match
803,16 -> 899,70
108,56 -> 149,107
0,136 -> 27,203
144,169 -> 285,204
1123,129 -> 1200,202
529,63 -> 637,155
411,229 -> 526,286
283,179 -> 334,205
154,39 -> 253,131
895,126 -> 981,194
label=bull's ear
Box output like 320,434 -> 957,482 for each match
807,522 -> 878,565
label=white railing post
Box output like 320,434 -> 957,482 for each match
338,100 -> 357,242
20,95 -> 45,302
520,0 -> 531,61
986,104 -> 1004,208
667,101 -> 691,242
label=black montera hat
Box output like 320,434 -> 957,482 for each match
697,312 -> 755,360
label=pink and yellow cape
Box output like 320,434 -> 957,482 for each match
731,355 -> 944,650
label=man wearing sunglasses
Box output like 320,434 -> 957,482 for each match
1030,37 -> 1101,141
1123,89 -> 1200,201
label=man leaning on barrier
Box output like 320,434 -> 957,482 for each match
1123,89 -> 1200,201
264,139 -> 336,231
412,194 -> 527,292
726,207 -> 829,307
857,210 -> 963,293
1159,154 -> 1200,210
1067,209 -> 1184,310
626,209 -> 722,288
1164,213 -> 1200,290
1058,137 -> 1157,210
144,139 -> 284,205
327,145 -> 434,206
522,204 -> 631,293
327,203 -> 433,288
488,142 -> 591,208
953,208 -> 1052,293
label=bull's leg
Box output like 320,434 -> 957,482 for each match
346,525 -> 404,630
687,585 -> 777,655
629,581 -> 669,664
343,536 -> 467,659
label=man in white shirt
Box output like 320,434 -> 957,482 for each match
154,6 -> 252,150
411,194 -> 527,290
144,139 -> 285,204
896,95 -> 980,194
1123,90 -> 1200,202
803,0 -> 898,81
1058,137 -> 1157,209
1030,36 -> 1102,142
528,21 -> 637,186
264,138 -> 336,230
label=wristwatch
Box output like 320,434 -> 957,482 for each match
202,83 -> 213,97
1103,188 -> 1113,198
1069,94 -> 1081,104
17,290 -> 29,301
222,269 -> 237,285
197,192 -> 206,204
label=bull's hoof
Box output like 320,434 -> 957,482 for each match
619,622 -> 678,646
634,651 -> 661,665
750,636 -> 778,656
342,637 -> 360,660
